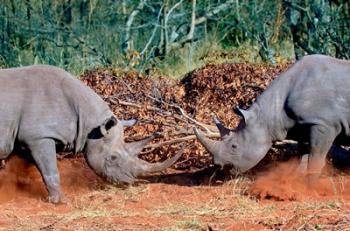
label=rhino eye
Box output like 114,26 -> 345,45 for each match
232,144 -> 237,149
110,155 -> 117,161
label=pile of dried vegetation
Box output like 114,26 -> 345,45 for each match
80,61 -> 292,170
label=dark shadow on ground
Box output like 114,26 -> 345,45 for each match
139,144 -> 350,187
139,165 -> 238,186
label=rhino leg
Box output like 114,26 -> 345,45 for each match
307,125 -> 337,186
28,139 -> 65,203
297,154 -> 309,174
295,142 -> 309,174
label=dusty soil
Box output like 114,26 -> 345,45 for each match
250,158 -> 350,202
1,156 -> 350,230
1,61 -> 350,230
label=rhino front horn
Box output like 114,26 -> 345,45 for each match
194,127 -> 222,157
135,149 -> 183,175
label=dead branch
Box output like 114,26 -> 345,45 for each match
145,135 -> 196,149
143,132 -> 219,152
146,94 -> 219,135
107,84 -> 222,151
111,89 -> 298,153
109,98 -> 160,112
119,79 -> 136,94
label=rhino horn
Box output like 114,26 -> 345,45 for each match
125,134 -> 156,157
135,150 -> 183,175
213,116 -> 231,138
194,127 -> 222,156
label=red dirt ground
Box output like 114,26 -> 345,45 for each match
1,155 -> 350,230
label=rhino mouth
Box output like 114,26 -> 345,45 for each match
194,117 -> 239,168
86,133 -> 183,184
194,116 -> 270,172
85,118 -> 183,184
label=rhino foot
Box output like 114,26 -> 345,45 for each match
296,154 -> 309,174
306,172 -> 321,189
47,193 -> 68,204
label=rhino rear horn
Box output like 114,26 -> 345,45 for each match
213,116 -> 231,138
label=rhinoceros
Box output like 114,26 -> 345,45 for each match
0,65 -> 181,203
195,55 -> 350,184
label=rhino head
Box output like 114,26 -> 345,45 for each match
194,106 -> 272,172
84,116 -> 181,184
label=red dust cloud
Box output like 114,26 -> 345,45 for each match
249,158 -> 350,201
2,155 -> 350,204
0,155 -> 99,203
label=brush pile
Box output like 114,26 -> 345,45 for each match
81,62 -> 291,170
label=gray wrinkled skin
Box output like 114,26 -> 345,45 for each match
195,55 -> 350,183
0,65 -> 181,203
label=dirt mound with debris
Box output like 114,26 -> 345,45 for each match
81,62 -> 291,169
0,155 -> 99,203
180,62 -> 290,126
249,159 -> 350,201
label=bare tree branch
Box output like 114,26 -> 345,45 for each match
187,0 -> 197,41
195,0 -> 235,25
145,135 -> 196,149
168,0 -> 235,50
123,0 -> 146,53
140,4 -> 164,56
146,95 -> 218,135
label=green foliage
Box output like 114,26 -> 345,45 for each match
0,0 -> 348,74
283,0 -> 350,59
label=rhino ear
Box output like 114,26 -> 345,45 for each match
105,117 -> 117,130
233,107 -> 254,124
120,119 -> 137,127
234,107 -> 256,124
87,117 -> 118,139
233,107 -> 251,121
100,117 -> 118,136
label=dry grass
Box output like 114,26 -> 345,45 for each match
2,174 -> 350,231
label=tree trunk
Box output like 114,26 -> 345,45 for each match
60,0 -> 72,66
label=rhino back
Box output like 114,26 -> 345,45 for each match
255,55 -> 350,140
286,56 -> 350,132
0,65 -> 112,155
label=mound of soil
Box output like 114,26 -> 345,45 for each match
0,155 -> 99,203
249,159 -> 350,201
81,62 -> 291,169
180,62 -> 290,126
